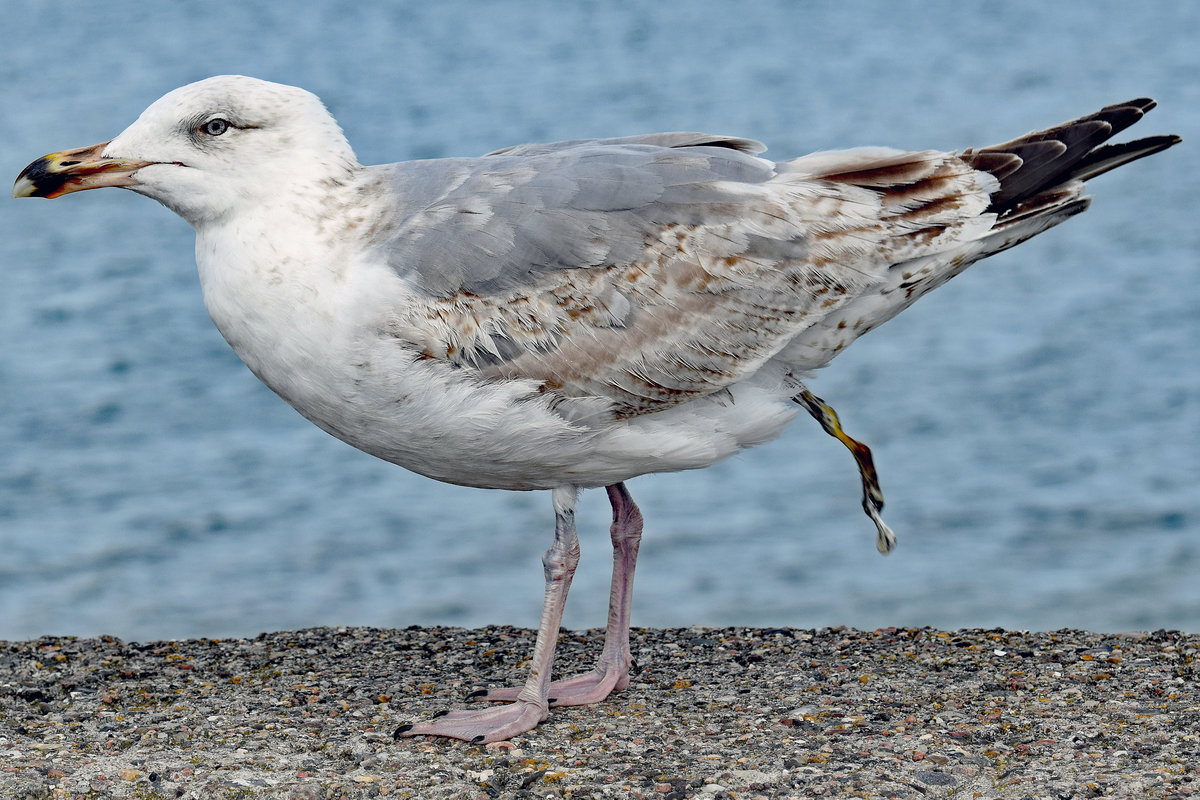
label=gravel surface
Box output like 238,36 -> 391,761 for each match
1,626 -> 1197,799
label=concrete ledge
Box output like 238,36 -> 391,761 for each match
2,626 -> 1197,798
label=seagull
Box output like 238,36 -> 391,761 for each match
14,76 -> 1180,743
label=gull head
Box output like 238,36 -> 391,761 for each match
13,75 -> 360,226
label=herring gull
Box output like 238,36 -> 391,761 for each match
13,76 -> 1180,743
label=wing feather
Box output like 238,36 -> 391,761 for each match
375,102 -> 1177,419
379,138 -> 995,418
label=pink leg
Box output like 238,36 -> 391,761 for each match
470,482 -> 643,707
396,486 -> 581,743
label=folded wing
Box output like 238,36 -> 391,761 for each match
377,102 -> 1178,418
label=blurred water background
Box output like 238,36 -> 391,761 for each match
1,1 -> 1197,642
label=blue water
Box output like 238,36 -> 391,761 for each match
2,1 -> 1197,642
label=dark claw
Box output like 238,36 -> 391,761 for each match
432,709 -> 450,718
392,724 -> 413,739
466,688 -> 488,700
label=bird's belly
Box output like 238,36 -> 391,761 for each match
227,320 -> 801,492
301,355 -> 604,491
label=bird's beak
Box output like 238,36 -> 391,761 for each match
12,142 -> 153,199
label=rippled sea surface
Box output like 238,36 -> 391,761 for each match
2,1 -> 1197,641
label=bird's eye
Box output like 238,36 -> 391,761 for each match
201,118 -> 230,136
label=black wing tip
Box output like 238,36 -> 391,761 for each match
967,97 -> 1180,215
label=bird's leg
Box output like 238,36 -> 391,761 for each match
470,482 -> 643,707
395,486 -> 581,743
793,387 -> 897,554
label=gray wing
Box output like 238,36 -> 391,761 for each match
374,136 -> 1001,418
375,102 -> 1177,419
374,136 -> 776,296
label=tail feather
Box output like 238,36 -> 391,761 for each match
964,98 -> 1181,216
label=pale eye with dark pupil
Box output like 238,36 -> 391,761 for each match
202,118 -> 230,136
